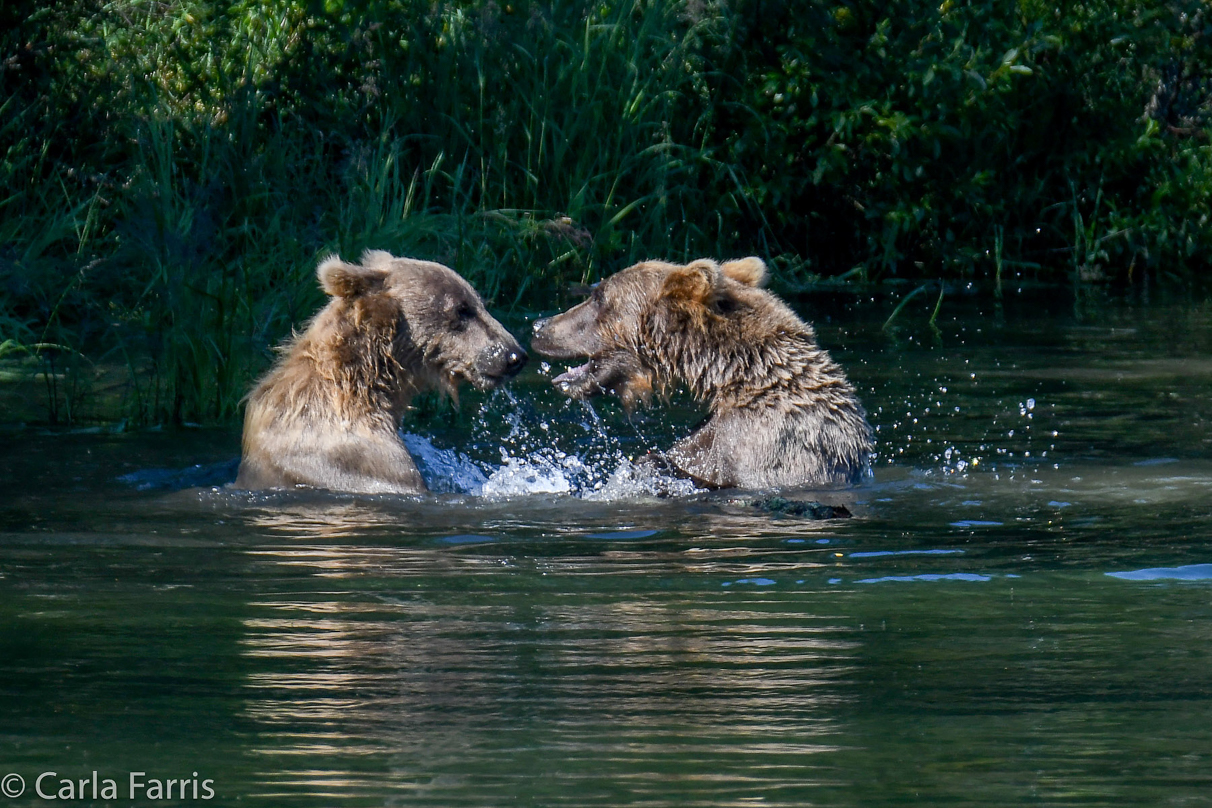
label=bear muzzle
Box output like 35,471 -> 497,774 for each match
472,342 -> 528,388
530,314 -> 601,359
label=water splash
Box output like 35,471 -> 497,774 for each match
403,390 -> 701,500
399,433 -> 488,494
582,457 -> 701,500
481,450 -> 575,497
873,372 -> 1060,480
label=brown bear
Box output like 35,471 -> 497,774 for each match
531,257 -> 872,489
236,251 -> 526,493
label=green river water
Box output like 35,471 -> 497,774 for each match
1,289 -> 1211,806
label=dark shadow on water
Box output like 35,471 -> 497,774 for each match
118,457 -> 241,490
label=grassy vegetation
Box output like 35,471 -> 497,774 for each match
2,0 -> 1211,425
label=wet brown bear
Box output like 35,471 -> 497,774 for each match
531,257 -> 872,489
236,251 -> 526,493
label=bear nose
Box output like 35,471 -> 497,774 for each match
532,318 -> 548,335
505,349 -> 528,376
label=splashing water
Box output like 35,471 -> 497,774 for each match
402,390 -> 701,500
582,457 -> 701,500
399,433 -> 488,494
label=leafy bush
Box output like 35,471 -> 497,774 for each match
703,0 -> 1212,282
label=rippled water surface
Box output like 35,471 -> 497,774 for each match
2,292 -> 1212,807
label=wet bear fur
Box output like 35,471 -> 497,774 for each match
531,257 -> 872,489
236,251 -> 526,494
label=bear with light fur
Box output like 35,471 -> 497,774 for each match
531,257 -> 872,489
237,251 -> 526,493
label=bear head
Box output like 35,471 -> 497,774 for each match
531,257 -> 785,408
318,250 -> 527,395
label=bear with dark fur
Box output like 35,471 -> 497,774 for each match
236,251 -> 526,493
531,257 -> 872,489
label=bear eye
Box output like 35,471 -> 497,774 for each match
450,302 -> 476,328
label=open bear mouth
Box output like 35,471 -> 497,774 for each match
552,360 -> 592,386
551,359 -> 605,399
469,370 -> 512,391
456,366 -> 516,392
549,353 -> 651,408
448,367 -> 495,392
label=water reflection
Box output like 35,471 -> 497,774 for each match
1107,563 -> 1212,581
248,502 -> 404,540
235,514 -> 861,804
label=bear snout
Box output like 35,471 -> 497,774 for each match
531,317 -> 554,345
531,314 -> 599,359
530,317 -> 556,354
475,342 -> 528,385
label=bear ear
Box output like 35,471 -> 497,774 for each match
661,259 -> 720,305
317,255 -> 388,298
360,249 -> 397,271
720,257 -> 768,287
